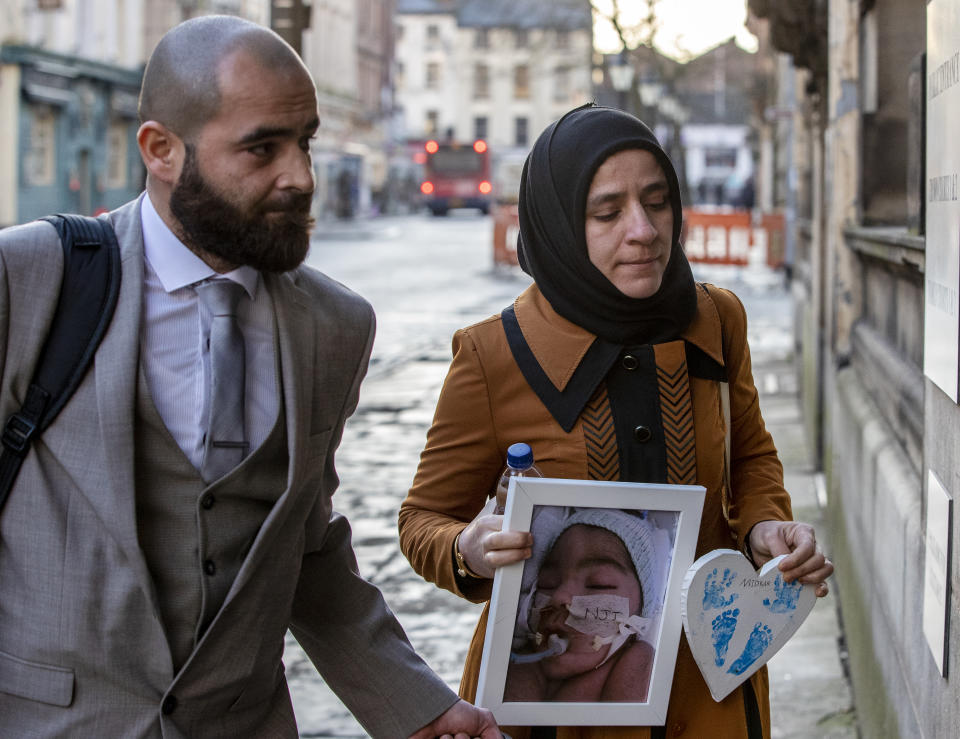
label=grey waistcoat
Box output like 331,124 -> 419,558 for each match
134,365 -> 289,672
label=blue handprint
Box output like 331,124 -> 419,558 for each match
763,574 -> 802,614
702,567 -> 739,610
727,622 -> 773,675
710,608 -> 740,667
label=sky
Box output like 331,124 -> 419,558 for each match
592,0 -> 759,61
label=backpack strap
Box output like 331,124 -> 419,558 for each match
0,214 -> 121,509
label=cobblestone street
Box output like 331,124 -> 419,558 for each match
283,214 -> 855,738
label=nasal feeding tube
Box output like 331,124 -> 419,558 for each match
510,594 -> 653,666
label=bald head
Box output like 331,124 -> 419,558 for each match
139,15 -> 310,141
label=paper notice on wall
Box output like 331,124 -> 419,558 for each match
926,0 -> 960,402
923,469 -> 953,676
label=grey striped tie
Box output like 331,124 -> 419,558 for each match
197,280 -> 249,483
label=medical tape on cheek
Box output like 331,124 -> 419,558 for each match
528,591 -> 553,635
564,595 -> 630,638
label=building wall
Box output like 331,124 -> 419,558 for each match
0,63 -> 19,225
18,0 -> 147,68
453,26 -> 591,150
305,0 -> 401,218
757,0 -> 960,736
395,11 -> 591,150
0,45 -> 143,226
395,12 -> 460,138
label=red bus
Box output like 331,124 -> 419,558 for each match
419,139 -> 493,216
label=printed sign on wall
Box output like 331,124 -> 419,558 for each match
926,0 -> 960,402
923,470 -> 953,676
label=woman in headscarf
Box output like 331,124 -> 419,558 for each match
398,104 -> 833,738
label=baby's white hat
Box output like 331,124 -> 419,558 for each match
548,508 -> 659,617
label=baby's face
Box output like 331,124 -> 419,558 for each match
534,524 -> 641,679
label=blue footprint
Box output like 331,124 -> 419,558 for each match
711,607 -> 740,666
702,567 -> 739,610
763,574 -> 802,614
727,622 -> 773,675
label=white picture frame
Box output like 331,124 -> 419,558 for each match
476,477 -> 705,726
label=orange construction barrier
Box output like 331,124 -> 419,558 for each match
493,207 -> 787,271
682,209 -> 787,268
492,203 -> 520,267
682,209 -> 752,266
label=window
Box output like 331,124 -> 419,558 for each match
474,63 -> 490,99
514,64 -> 530,99
474,116 -> 488,141
515,117 -> 529,147
515,29 -> 528,48
426,24 -> 439,44
397,61 -> 405,89
474,29 -> 489,49
106,121 -> 129,189
426,62 -> 440,90
426,110 -> 439,136
24,105 -> 55,186
556,29 -> 569,50
554,66 -> 570,101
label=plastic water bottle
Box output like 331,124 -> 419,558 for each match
494,442 -> 542,515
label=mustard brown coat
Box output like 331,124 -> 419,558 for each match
399,282 -> 793,739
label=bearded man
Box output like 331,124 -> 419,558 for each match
0,15 -> 499,739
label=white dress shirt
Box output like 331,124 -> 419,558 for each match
140,194 -> 278,471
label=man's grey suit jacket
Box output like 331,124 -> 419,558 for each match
0,197 -> 457,737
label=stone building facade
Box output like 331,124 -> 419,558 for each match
749,1 -> 958,736
394,0 -> 593,200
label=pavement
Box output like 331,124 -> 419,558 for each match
748,350 -> 859,739
283,217 -> 859,738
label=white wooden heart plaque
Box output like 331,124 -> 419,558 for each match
681,549 -> 817,701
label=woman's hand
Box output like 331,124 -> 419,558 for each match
747,520 -> 834,597
457,510 -> 533,580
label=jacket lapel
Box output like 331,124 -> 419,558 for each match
34,198 -> 156,604
271,269 -> 314,491
225,268 -> 314,598
96,198 -> 154,585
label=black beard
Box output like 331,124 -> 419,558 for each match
169,147 -> 314,273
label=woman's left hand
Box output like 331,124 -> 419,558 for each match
747,520 -> 834,597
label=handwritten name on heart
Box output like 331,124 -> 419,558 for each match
680,549 -> 817,701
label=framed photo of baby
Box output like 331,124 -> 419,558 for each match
476,477 -> 705,726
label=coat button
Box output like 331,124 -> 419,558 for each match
634,425 -> 652,442
161,695 -> 178,715
671,721 -> 686,735
201,494 -> 216,510
203,559 -> 216,576
621,353 -> 640,370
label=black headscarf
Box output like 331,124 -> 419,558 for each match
516,103 -> 697,345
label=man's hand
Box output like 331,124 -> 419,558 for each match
458,512 -> 533,579
408,699 -> 502,739
747,520 -> 834,597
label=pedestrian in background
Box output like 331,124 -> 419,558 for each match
399,104 -> 833,738
0,15 -> 498,738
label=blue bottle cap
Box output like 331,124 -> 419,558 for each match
506,442 -> 533,469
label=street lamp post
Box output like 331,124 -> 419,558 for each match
608,52 -> 635,115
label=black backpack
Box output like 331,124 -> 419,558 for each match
0,214 -> 122,508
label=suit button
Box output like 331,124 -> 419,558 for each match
161,695 -> 177,715
671,721 -> 686,735
203,559 -> 216,576
634,425 -> 652,442
201,494 -> 216,510
622,353 -> 639,370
